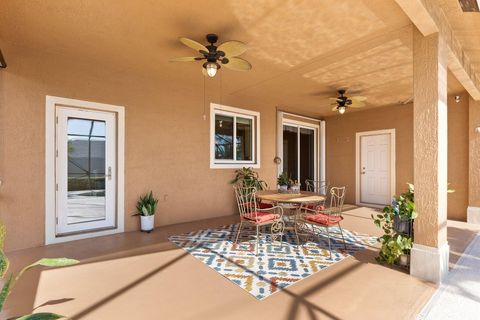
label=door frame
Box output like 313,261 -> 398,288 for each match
45,96 -> 125,245
276,111 -> 326,185
355,129 -> 396,208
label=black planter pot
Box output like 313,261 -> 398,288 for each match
393,215 -> 413,236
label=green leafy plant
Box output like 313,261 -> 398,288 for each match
230,167 -> 268,190
376,233 -> 413,265
277,172 -> 290,186
372,183 -> 415,265
135,191 -> 158,216
387,183 -> 416,220
372,183 -> 455,265
0,221 -> 79,319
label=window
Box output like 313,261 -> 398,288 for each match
210,103 -> 260,168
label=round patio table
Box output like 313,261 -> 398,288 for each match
256,190 -> 325,204
256,190 -> 326,243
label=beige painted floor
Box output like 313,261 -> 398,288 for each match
3,207 -> 478,320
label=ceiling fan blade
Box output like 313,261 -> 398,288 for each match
223,57 -> 252,71
179,37 -> 209,53
217,40 -> 248,57
328,97 -> 342,101
349,102 -> 366,108
350,96 -> 367,101
169,56 -> 203,62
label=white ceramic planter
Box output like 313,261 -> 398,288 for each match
398,254 -> 409,267
140,215 -> 155,232
278,185 -> 288,192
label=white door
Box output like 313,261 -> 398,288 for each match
360,134 -> 391,205
56,107 -> 117,235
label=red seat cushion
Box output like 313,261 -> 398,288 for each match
304,213 -> 343,226
245,202 -> 273,210
244,212 -> 280,223
305,203 -> 325,211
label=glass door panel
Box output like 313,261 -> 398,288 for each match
283,125 -> 298,181
67,118 -> 106,224
56,107 -> 116,235
300,128 -> 315,190
282,122 -> 318,190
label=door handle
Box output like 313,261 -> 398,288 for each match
106,166 -> 112,180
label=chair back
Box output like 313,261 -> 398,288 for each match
305,180 -> 329,195
328,187 -> 346,216
233,184 -> 258,219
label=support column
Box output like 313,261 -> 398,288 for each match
468,97 -> 480,223
410,27 -> 449,283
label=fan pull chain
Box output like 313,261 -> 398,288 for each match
203,75 -> 206,121
220,70 -> 223,104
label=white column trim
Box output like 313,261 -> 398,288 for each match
467,206 -> 480,224
410,242 -> 450,284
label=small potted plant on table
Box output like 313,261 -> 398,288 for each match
290,180 -> 301,194
277,172 -> 290,192
135,191 -> 158,233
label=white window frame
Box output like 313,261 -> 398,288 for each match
210,103 -> 260,169
45,96 -> 125,245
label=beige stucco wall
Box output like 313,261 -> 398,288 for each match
447,93 -> 469,220
325,99 -> 468,222
0,41 -> 471,251
325,104 -> 414,205
0,44 -> 279,252
469,96 -> 480,208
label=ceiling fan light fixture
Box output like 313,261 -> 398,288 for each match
205,62 -> 218,77
338,106 -> 346,114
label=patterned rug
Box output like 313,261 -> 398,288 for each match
169,223 -> 377,300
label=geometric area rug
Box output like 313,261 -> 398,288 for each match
169,223 -> 377,300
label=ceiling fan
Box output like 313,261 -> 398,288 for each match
329,89 -> 366,114
170,33 -> 252,77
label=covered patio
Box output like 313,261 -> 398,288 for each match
2,0 -> 480,319
4,208 -> 478,319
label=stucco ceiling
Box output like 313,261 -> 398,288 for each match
0,0 -> 475,117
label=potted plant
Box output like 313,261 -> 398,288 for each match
290,179 -> 301,193
385,183 -> 417,235
372,183 -> 416,266
135,191 -> 158,232
376,233 -> 412,266
277,172 -> 290,192
230,167 -> 268,190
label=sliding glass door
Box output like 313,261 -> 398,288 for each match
282,121 -> 318,190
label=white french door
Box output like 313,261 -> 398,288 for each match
56,107 -> 117,235
282,120 -> 319,190
358,133 -> 393,206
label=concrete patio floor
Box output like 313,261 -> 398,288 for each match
3,207 -> 479,320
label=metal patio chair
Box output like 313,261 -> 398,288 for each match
303,179 -> 329,211
300,186 -> 347,259
233,185 -> 285,255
